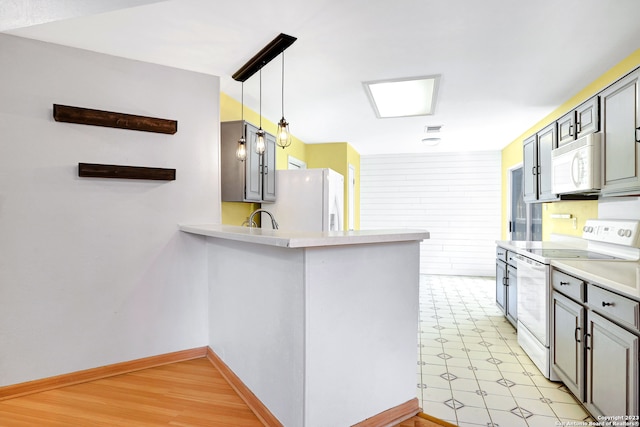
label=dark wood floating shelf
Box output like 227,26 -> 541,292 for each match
54,104 -> 177,134
78,163 -> 176,181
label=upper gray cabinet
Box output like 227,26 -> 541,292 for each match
557,96 -> 600,147
523,123 -> 559,203
221,120 -> 277,203
601,69 -> 640,196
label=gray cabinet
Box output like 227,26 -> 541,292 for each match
551,268 -> 640,418
221,120 -> 276,203
585,310 -> 639,417
523,123 -> 558,203
495,247 -> 517,327
601,69 -> 640,196
552,291 -> 585,399
557,96 -> 599,147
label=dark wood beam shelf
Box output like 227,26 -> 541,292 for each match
54,104 -> 177,134
78,163 -> 176,181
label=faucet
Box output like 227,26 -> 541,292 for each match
248,209 -> 279,230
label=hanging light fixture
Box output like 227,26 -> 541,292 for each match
275,51 -> 291,149
236,82 -> 247,161
255,67 -> 266,155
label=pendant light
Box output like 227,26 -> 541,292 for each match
255,67 -> 266,155
276,51 -> 292,149
236,82 -> 247,161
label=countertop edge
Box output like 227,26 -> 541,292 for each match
179,224 -> 430,248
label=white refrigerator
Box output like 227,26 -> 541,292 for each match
268,168 -> 344,232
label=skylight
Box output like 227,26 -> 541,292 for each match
363,75 -> 440,118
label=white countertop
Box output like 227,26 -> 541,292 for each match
551,259 -> 640,300
179,224 -> 430,248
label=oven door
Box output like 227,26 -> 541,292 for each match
515,254 -> 549,346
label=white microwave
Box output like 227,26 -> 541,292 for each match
551,132 -> 601,194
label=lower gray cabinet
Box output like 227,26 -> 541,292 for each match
552,268 -> 640,418
495,247 -> 517,328
585,311 -> 639,417
552,291 -> 585,400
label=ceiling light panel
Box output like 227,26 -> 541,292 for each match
363,75 -> 440,118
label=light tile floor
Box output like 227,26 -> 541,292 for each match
417,275 -> 595,427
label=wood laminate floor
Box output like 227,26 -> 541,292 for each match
0,357 -> 451,427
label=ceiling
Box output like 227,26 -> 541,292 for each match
3,0 -> 640,155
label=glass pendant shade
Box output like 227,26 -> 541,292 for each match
255,129 -> 266,154
236,136 -> 247,161
276,117 -> 291,148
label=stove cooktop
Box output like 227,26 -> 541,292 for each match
524,248 -> 619,260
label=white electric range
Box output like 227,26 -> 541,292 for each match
496,219 -> 640,380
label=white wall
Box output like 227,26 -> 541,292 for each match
360,152 -> 501,276
0,34 -> 219,386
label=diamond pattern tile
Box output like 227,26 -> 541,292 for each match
416,275 -> 595,426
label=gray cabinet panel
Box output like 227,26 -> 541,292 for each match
221,120 -> 277,203
537,123 -> 558,201
496,260 -> 506,311
523,135 -> 538,202
576,97 -> 599,139
586,311 -> 639,417
558,110 -> 576,146
552,291 -> 585,400
602,69 -> 640,195
506,264 -> 518,326
522,124 -> 558,203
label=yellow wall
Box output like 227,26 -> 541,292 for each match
220,92 -> 361,229
501,48 -> 640,239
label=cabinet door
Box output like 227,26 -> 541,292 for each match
602,70 -> 640,195
245,124 -> 263,202
585,311 -> 639,417
262,133 -> 277,202
552,292 -> 585,400
496,261 -> 506,312
576,96 -> 599,139
557,110 -> 576,146
537,123 -> 559,201
506,264 -> 517,326
523,135 -> 538,202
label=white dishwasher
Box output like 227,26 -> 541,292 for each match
515,253 -> 555,379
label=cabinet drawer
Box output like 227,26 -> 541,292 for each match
496,246 -> 507,262
587,284 -> 639,331
552,270 -> 585,302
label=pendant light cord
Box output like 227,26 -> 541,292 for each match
281,52 -> 285,117
259,67 -> 262,129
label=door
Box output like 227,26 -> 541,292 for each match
557,110 -> 576,146
523,135 -> 538,202
496,260 -> 507,312
245,123 -> 263,202
585,311 -> 639,417
348,164 -> 355,231
537,123 -> 558,201
509,165 -> 542,241
262,132 -> 277,202
552,292 -> 585,400
576,96 -> 599,139
602,69 -> 640,193
506,264 -> 518,326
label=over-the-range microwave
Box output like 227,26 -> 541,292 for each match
551,132 -> 601,194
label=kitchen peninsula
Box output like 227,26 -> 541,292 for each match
179,224 -> 429,427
